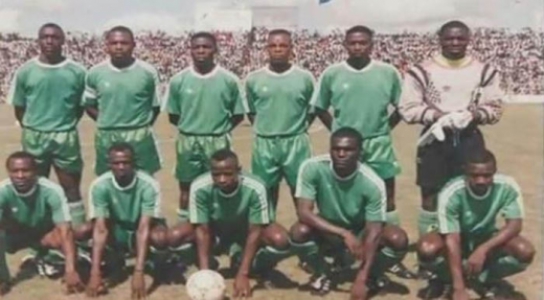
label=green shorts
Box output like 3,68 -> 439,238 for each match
251,133 -> 312,190
4,225 -> 54,254
175,132 -> 231,183
95,127 -> 162,176
108,219 -> 167,255
22,128 -> 83,176
361,134 -> 401,179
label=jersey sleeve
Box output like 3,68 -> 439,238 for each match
475,66 -> 504,125
363,173 -> 387,223
248,186 -> 271,225
243,76 -> 256,114
88,182 -> 110,219
83,70 -> 98,107
6,67 -> 26,107
304,72 -> 316,106
141,181 -> 161,218
398,67 -> 436,125
48,188 -> 72,224
437,191 -> 461,234
0,193 -> 7,223
76,67 -> 87,108
149,66 -> 161,108
500,181 -> 524,219
165,75 -> 181,115
229,75 -> 246,116
310,70 -> 331,111
390,67 -> 403,107
294,160 -> 317,201
189,187 -> 210,224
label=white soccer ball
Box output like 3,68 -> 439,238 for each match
186,269 -> 226,300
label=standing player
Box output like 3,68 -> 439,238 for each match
416,149 -> 534,299
290,128 -> 409,299
167,149 -> 291,297
165,32 -> 245,223
0,151 -> 84,295
244,28 -> 314,211
84,143 -> 169,299
311,25 -> 412,278
7,23 -> 87,227
83,26 -> 162,176
398,20 -> 504,245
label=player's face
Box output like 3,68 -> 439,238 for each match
344,32 -> 373,59
7,158 -> 37,194
109,150 -> 135,182
210,158 -> 240,194
267,34 -> 292,64
330,137 -> 360,172
465,162 -> 496,196
38,26 -> 64,57
106,31 -> 135,60
440,27 -> 470,59
191,37 -> 216,64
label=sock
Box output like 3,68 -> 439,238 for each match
386,210 -> 401,226
419,256 -> 451,282
177,208 -> 189,222
170,243 -> 197,266
290,239 -> 328,275
478,255 -> 528,284
252,246 -> 292,273
68,201 -> 86,227
418,209 -> 438,238
370,246 -> 407,278
0,232 -> 10,282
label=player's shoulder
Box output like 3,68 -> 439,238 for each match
0,179 -> 12,194
438,176 -> 466,201
493,174 -> 521,192
292,65 -> 316,80
135,59 -> 159,76
320,62 -> 345,77
63,58 -> 87,73
240,172 -> 267,192
300,154 -> 331,172
169,67 -> 192,82
37,177 -> 66,198
87,60 -> 110,74
191,173 -> 214,192
136,171 -> 160,191
357,163 -> 385,188
216,65 -> 241,82
245,66 -> 267,81
15,57 -> 40,73
89,172 -> 114,190
372,60 -> 401,76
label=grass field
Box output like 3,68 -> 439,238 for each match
0,104 -> 541,300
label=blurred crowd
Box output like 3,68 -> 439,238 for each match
0,27 -> 542,101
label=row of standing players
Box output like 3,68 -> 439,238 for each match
1,20 -> 535,300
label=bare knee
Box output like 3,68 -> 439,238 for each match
417,233 -> 444,262
167,223 -> 195,248
506,237 -> 535,264
263,224 -> 289,250
289,222 -> 313,243
150,226 -> 169,249
382,225 -> 408,251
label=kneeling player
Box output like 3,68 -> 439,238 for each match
84,143 -> 170,299
290,128 -> 409,299
0,151 -> 83,295
416,149 -> 534,300
169,149 -> 291,298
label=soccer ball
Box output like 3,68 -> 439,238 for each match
186,269 -> 226,300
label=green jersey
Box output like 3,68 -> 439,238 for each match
0,177 -> 71,228
165,66 -> 245,135
7,57 -> 86,131
438,175 -> 525,236
88,171 -> 161,230
295,155 -> 386,230
189,172 -> 271,227
311,60 -> 402,138
244,65 -> 315,136
83,59 -> 160,129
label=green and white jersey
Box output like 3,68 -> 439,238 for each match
7,57 -> 86,132
88,171 -> 161,230
164,65 -> 245,135
311,60 -> 402,138
295,155 -> 386,230
189,172 -> 271,227
83,59 -> 160,130
0,177 -> 71,228
438,175 -> 524,236
244,65 -> 315,136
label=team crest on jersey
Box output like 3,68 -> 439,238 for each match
186,88 -> 194,94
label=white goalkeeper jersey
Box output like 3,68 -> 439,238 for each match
398,54 -> 504,126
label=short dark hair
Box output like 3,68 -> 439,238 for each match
6,151 -> 36,169
191,31 -> 217,47
464,148 -> 496,167
106,25 -> 134,41
268,29 -> 292,39
345,25 -> 374,39
38,23 -> 65,37
211,148 -> 238,164
108,142 -> 135,157
438,20 -> 471,37
331,127 -> 363,147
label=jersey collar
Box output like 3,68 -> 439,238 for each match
112,173 -> 137,191
11,181 -> 38,198
433,54 -> 473,69
331,161 -> 359,182
33,57 -> 70,68
466,183 -> 493,201
342,60 -> 375,73
107,59 -> 138,72
218,177 -> 242,198
264,64 -> 295,77
190,65 -> 220,79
